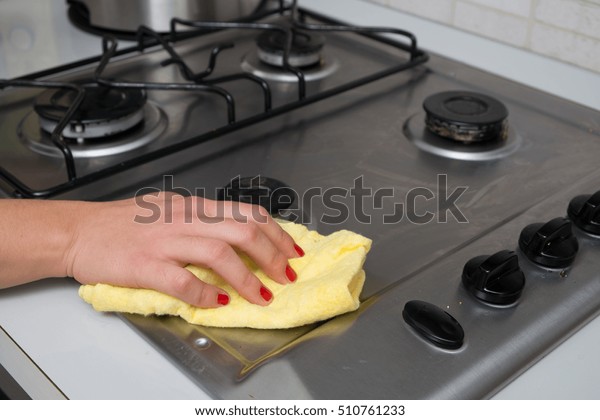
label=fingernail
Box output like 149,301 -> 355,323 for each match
294,244 -> 305,257
260,286 -> 273,302
285,265 -> 297,282
217,293 -> 230,306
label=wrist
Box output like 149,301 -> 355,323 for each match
27,199 -> 89,281
0,199 -> 83,287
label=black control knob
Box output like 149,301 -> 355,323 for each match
519,217 -> 579,269
217,176 -> 296,215
567,191 -> 600,236
402,300 -> 464,350
462,250 -> 525,306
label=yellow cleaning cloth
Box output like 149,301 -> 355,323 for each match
79,222 -> 371,329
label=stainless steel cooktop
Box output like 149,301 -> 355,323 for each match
1,3 -> 599,399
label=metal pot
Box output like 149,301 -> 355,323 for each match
70,0 -> 265,33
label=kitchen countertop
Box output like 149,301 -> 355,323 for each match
1,0 -> 600,399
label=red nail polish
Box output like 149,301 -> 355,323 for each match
285,265 -> 297,282
260,286 -> 273,302
217,293 -> 229,306
294,244 -> 305,257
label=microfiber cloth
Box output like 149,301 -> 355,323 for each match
79,222 -> 372,329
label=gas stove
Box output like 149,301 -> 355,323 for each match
1,0 -> 599,399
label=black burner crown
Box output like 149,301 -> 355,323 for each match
423,91 -> 509,143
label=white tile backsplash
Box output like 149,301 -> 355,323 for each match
455,1 -> 528,46
535,0 -> 600,40
362,0 -> 600,73
388,0 -> 454,23
531,23 -> 600,72
463,0 -> 531,17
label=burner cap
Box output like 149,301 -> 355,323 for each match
218,176 -> 297,215
423,91 -> 508,143
256,29 -> 325,68
34,81 -> 147,139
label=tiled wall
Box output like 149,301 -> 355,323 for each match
366,0 -> 600,73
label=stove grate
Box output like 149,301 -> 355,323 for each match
0,0 -> 428,198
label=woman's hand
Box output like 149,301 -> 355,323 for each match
0,194 -> 302,307
65,192 -> 302,308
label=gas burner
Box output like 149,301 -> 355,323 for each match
19,84 -> 167,158
217,176 -> 297,215
423,91 -> 509,143
256,29 -> 325,68
241,30 -> 339,83
34,81 -> 147,140
19,105 -> 167,158
404,90 -> 519,161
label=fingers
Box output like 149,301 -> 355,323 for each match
199,199 -> 300,260
138,193 -> 301,259
143,263 -> 231,308
129,194 -> 305,307
182,218 -> 295,285
165,236 -> 274,306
